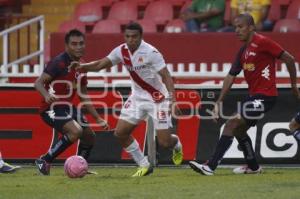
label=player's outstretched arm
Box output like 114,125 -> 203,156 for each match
280,51 -> 300,99
69,57 -> 113,72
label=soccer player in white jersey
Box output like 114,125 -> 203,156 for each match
70,22 -> 183,177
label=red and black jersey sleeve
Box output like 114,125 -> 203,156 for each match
43,60 -> 62,78
261,37 -> 284,58
229,45 -> 246,76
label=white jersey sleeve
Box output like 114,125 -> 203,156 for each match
148,48 -> 166,72
106,46 -> 122,66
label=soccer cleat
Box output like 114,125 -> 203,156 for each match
233,166 -> 263,174
0,162 -> 21,173
35,158 -> 50,175
86,170 -> 98,175
172,146 -> 183,166
189,161 -> 214,176
132,166 -> 153,177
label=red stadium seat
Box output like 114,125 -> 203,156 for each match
91,0 -> 115,6
286,0 -> 300,19
138,19 -> 157,33
107,1 -> 138,24
223,0 -> 231,25
92,19 -> 121,33
162,0 -> 187,7
180,0 -> 192,13
58,20 -> 86,33
143,1 -> 174,25
130,0 -> 152,7
74,1 -> 103,23
273,19 -> 300,32
164,19 -> 185,33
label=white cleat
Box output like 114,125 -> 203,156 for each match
189,161 -> 214,176
233,166 -> 263,174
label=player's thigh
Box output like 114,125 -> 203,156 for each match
62,120 -> 83,136
239,95 -> 276,127
223,113 -> 249,136
156,128 -> 173,146
40,106 -> 74,133
118,96 -> 147,127
148,100 -> 173,130
115,119 -> 137,137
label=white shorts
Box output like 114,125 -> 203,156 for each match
119,95 -> 173,130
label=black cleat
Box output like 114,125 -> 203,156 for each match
35,158 -> 50,175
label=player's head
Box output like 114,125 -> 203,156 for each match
64,29 -> 85,60
234,13 -> 255,42
124,22 -> 143,52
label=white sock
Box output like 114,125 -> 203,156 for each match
125,139 -> 150,167
173,135 -> 182,151
0,152 -> 3,168
0,159 -> 4,168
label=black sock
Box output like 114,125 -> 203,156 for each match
77,142 -> 93,160
293,130 -> 300,142
208,135 -> 233,171
237,135 -> 259,171
42,135 -> 73,163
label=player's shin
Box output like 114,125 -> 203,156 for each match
77,142 -> 93,160
236,135 -> 259,171
207,135 -> 233,170
43,135 -> 73,162
125,139 -> 149,167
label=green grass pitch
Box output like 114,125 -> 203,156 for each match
1,166 -> 300,199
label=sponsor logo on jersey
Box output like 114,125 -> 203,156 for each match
262,65 -> 270,80
243,63 -> 255,71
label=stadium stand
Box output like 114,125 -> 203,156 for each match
73,1 -> 103,24
107,1 -> 138,25
286,0 -> 300,19
164,19 -> 185,33
143,1 -> 174,25
58,19 -> 86,33
92,19 -> 121,33
273,18 -> 300,32
138,19 -> 157,33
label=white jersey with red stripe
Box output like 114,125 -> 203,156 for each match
107,40 -> 169,101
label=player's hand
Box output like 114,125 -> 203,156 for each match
291,86 -> 300,100
212,101 -> 221,123
68,61 -> 83,72
96,118 -> 110,130
45,93 -> 58,104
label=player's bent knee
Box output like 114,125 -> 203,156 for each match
289,120 -> 300,132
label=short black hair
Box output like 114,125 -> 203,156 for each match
236,13 -> 255,26
125,22 -> 143,35
64,29 -> 85,44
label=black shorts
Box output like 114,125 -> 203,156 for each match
40,105 -> 88,132
238,95 -> 277,127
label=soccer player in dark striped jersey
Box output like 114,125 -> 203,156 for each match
189,13 -> 300,175
34,29 -> 109,175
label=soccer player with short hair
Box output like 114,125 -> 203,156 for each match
71,22 -> 183,177
189,13 -> 300,175
34,29 -> 109,175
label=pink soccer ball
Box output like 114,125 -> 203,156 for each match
64,155 -> 88,178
